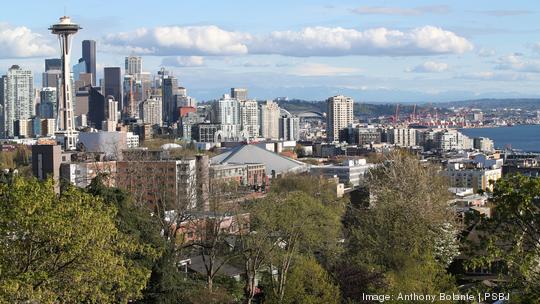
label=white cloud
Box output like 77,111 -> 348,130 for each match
0,23 -> 55,58
162,56 -> 205,67
459,71 -> 534,81
103,25 -> 473,57
495,53 -> 540,73
288,63 -> 361,77
102,26 -> 250,56
351,5 -> 449,16
251,26 -> 473,57
472,10 -> 531,17
406,61 -> 449,73
477,48 -> 496,57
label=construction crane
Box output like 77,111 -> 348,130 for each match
410,104 -> 417,121
393,103 -> 400,124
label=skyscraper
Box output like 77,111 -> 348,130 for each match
239,100 -> 259,138
0,65 -> 34,138
45,58 -> 62,71
259,100 -> 280,139
88,87 -> 106,129
39,87 -> 57,119
103,67 -> 122,109
231,88 -> 248,101
125,56 -> 142,75
326,95 -> 354,142
50,16 -> 80,149
139,97 -> 162,126
162,76 -> 178,124
279,113 -> 300,141
82,40 -> 96,85
213,95 -> 240,125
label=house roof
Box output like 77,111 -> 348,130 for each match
211,144 -> 308,176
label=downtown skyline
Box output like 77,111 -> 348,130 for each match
1,0 -> 540,102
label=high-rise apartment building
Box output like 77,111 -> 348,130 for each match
239,100 -> 259,138
231,88 -> 248,101
82,40 -> 96,85
125,56 -> 142,75
39,87 -> 57,119
1,65 -> 34,138
279,114 -> 300,141
259,100 -> 280,139
103,67 -> 122,109
139,97 -> 162,126
326,95 -> 353,142
214,94 -> 240,125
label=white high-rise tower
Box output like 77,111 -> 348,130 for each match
49,16 -> 81,150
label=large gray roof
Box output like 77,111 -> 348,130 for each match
211,144 -> 308,176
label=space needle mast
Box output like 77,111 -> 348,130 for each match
49,16 -> 81,150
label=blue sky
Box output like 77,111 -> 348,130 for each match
1,0 -> 540,102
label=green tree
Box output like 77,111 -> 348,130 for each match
472,174 -> 540,301
281,256 -> 340,304
342,153 -> 458,300
252,190 -> 343,303
0,177 -> 156,303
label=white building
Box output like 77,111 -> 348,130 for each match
326,95 -> 353,142
126,132 -> 139,148
239,100 -> 259,138
214,94 -> 240,125
1,65 -> 34,138
442,163 -> 502,192
140,97 -> 163,126
125,56 -> 142,75
310,159 -> 376,187
260,100 -> 280,139
473,137 -> 494,152
389,128 -> 417,147
279,111 -> 300,141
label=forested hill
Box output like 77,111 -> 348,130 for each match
275,99 -> 443,117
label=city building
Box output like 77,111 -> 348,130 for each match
326,95 -> 354,142
389,128 -> 417,147
210,144 -> 308,178
239,100 -> 259,139
125,56 -> 142,75
39,87 -> 57,119
442,163 -> 502,192
103,67 -> 122,108
32,144 -> 61,182
140,97 -> 163,126
348,127 -> 382,145
162,76 -> 179,125
116,158 -> 198,208
259,100 -> 280,140
278,111 -> 300,141
45,58 -> 62,71
473,137 -> 495,153
88,87 -> 106,129
82,40 -> 96,85
230,88 -> 248,101
1,65 -> 34,138
61,160 -> 117,188
310,159 -> 376,187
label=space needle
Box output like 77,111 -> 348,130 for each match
49,16 -> 81,150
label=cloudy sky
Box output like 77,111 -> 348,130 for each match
1,0 -> 540,102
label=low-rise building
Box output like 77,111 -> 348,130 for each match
310,158 -> 376,187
